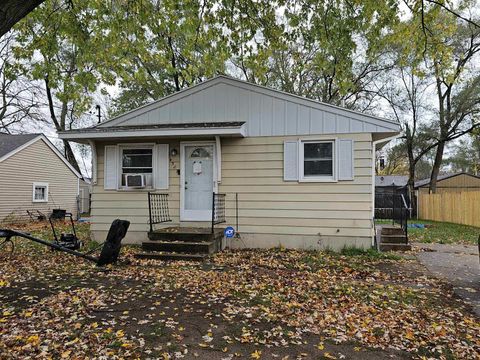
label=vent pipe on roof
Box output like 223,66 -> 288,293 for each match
96,105 -> 101,124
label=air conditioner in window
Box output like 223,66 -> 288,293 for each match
125,174 -> 145,188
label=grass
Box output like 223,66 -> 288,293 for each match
339,246 -> 402,260
408,219 -> 479,245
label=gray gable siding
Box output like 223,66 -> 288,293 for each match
99,77 -> 399,137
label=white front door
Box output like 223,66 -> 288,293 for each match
180,142 -> 216,221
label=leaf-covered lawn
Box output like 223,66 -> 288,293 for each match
0,222 -> 479,359
408,220 -> 480,245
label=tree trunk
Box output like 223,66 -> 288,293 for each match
429,141 -> 445,193
63,140 -> 81,175
407,158 -> 416,215
0,0 -> 45,36
44,76 -> 82,175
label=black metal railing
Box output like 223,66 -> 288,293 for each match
148,192 -> 171,232
375,192 -> 410,242
212,192 -> 226,233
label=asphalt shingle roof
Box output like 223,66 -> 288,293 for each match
0,133 -> 39,159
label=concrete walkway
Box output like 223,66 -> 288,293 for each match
415,243 -> 480,317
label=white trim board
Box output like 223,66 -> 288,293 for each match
32,182 -> 49,203
0,135 -> 82,178
58,125 -> 246,141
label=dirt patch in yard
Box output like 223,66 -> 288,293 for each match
0,238 -> 479,359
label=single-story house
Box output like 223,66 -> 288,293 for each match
59,76 -> 400,250
415,172 -> 480,194
375,175 -> 408,194
0,133 -> 82,223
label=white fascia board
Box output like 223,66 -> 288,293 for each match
58,125 -> 246,141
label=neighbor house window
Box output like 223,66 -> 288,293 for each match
120,147 -> 153,187
299,140 -> 335,181
32,182 -> 49,202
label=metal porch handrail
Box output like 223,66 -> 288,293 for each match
148,192 -> 172,232
212,192 -> 226,233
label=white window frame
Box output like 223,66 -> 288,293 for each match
117,143 -> 155,190
32,182 -> 49,202
299,139 -> 337,182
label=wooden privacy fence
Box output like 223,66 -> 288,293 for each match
418,191 -> 480,227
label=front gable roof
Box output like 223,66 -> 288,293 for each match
60,76 -> 400,141
0,133 -> 38,158
0,133 -> 82,178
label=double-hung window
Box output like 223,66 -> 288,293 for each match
120,147 -> 153,188
32,182 -> 49,202
299,140 -> 335,181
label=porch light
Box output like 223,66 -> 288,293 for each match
170,148 -> 178,157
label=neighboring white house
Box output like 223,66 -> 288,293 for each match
59,76 -> 400,249
0,133 -> 82,222
79,178 -> 92,214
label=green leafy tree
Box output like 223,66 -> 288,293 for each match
394,1 -> 480,193
103,0 -> 231,115
13,0 -> 111,172
0,31 -> 42,132
264,0 -> 399,109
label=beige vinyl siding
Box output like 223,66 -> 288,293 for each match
91,133 -> 374,249
0,139 -> 79,222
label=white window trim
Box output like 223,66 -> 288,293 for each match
117,143 -> 155,191
298,139 -> 337,182
32,182 -> 49,202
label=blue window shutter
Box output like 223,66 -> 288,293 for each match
104,145 -> 118,189
338,139 -> 354,180
284,140 -> 299,181
154,144 -> 169,189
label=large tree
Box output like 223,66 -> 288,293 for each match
0,32 -> 42,132
13,0 -> 110,172
104,0 -> 233,115
265,0 -> 399,110
391,1 -> 480,193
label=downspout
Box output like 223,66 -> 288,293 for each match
371,134 -> 401,247
88,140 -> 97,185
77,177 -> 80,220
215,136 -> 221,183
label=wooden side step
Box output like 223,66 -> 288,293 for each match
377,225 -> 411,252
380,234 -> 408,244
134,252 -> 208,261
379,243 -> 411,251
380,225 -> 405,236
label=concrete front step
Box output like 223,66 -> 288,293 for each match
134,252 -> 208,261
380,234 -> 408,244
148,227 -> 224,242
142,241 -> 214,254
379,243 -> 412,252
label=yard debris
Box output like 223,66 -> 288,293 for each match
0,225 -> 479,358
